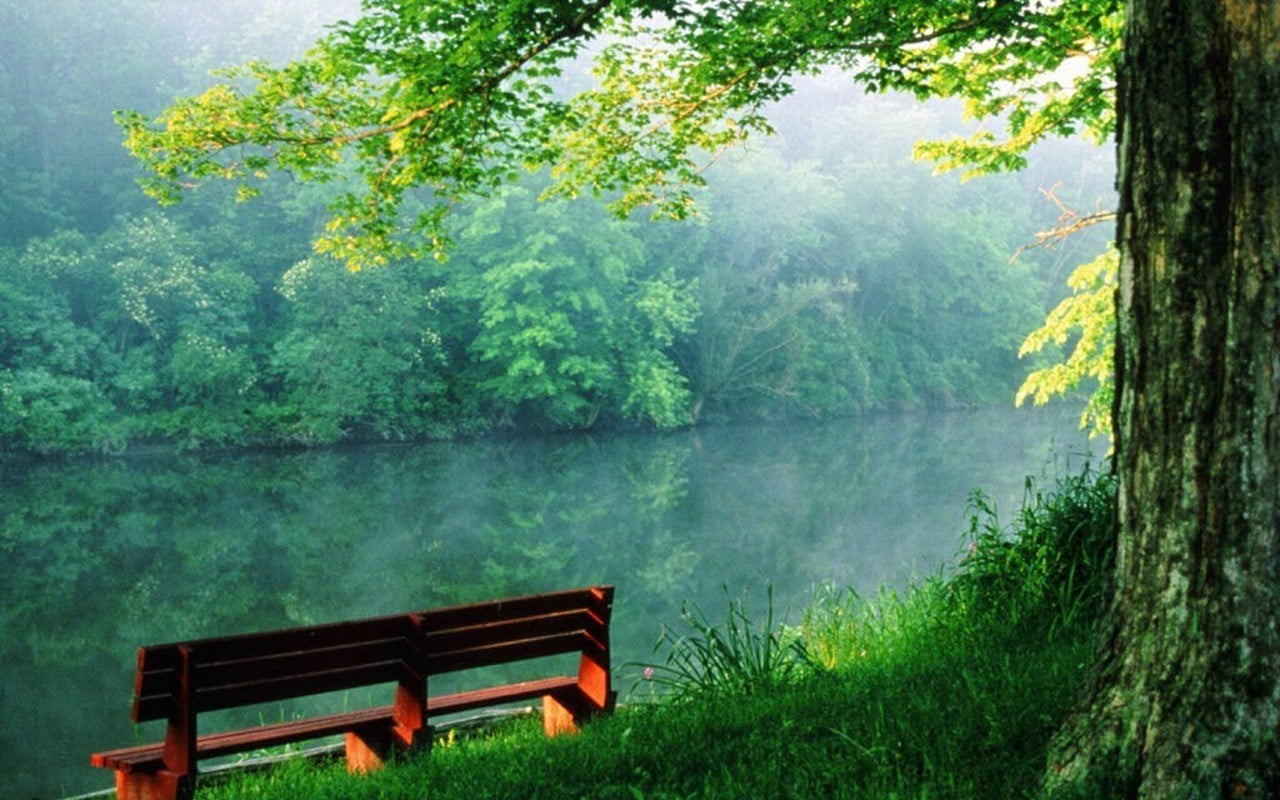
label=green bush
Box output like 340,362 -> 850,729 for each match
953,465 -> 1116,633
641,586 -> 812,700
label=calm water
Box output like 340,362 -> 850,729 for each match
0,406 -> 1097,798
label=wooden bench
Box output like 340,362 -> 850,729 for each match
90,585 -> 614,800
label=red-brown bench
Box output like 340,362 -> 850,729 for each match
90,585 -> 614,800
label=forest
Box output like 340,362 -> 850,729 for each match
0,0 -> 1112,456
7,0 -> 1279,795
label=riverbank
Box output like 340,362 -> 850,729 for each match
193,466 -> 1114,800
3,407 -> 1094,798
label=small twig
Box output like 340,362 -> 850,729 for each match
1010,183 -> 1116,263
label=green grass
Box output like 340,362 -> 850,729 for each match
197,466 -> 1115,800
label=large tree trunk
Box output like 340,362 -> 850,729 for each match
1044,1 -> 1280,797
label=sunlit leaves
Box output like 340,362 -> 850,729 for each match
1016,247 -> 1115,440
903,2 -> 1121,178
117,0 -> 643,266
540,20 -> 777,220
118,0 -> 1122,267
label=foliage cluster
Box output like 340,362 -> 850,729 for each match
193,465 -> 1116,799
113,0 -> 1121,267
0,0 -> 1116,456
1016,248 -> 1117,440
0,89 -> 1089,455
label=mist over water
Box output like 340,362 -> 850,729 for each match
0,5 -> 1120,799
0,406 -> 1097,799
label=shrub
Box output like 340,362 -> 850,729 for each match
640,585 -> 812,700
954,464 -> 1116,633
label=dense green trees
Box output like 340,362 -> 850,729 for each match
270,256 -> 449,442
1,118 -> 1082,453
442,184 -> 696,430
0,1 -> 1106,454
2,0 -> 1112,456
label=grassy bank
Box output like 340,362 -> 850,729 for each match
198,466 -> 1115,800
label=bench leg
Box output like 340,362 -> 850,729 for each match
543,692 -> 579,736
345,730 -> 390,773
540,690 -> 596,736
114,770 -> 192,800
345,723 -> 428,773
543,687 -> 619,736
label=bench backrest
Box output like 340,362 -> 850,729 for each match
131,585 -> 614,723
423,585 -> 614,711
423,585 -> 612,675
132,612 -> 425,722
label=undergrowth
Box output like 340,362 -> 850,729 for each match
197,465 -> 1116,800
642,584 -> 811,700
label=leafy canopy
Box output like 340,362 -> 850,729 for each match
1016,247 -> 1116,441
118,0 -> 1121,267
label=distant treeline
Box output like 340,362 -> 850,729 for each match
0,1 -> 1112,456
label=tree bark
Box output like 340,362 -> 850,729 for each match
1044,1 -> 1280,797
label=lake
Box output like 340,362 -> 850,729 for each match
0,406 -> 1099,799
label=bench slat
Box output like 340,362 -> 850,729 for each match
419,587 -> 609,631
132,618 -> 425,722
135,658 -> 419,719
427,676 -> 578,717
136,615 -> 421,672
198,637 -> 422,690
427,630 -> 604,675
136,637 -> 421,700
197,659 -> 421,714
426,608 -> 604,654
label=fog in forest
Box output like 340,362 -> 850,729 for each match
2,3 -> 1114,798
1,0 -> 1114,455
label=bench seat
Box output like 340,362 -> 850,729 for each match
91,705 -> 402,773
428,675 -> 580,717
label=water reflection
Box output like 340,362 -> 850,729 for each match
0,407 -> 1095,798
